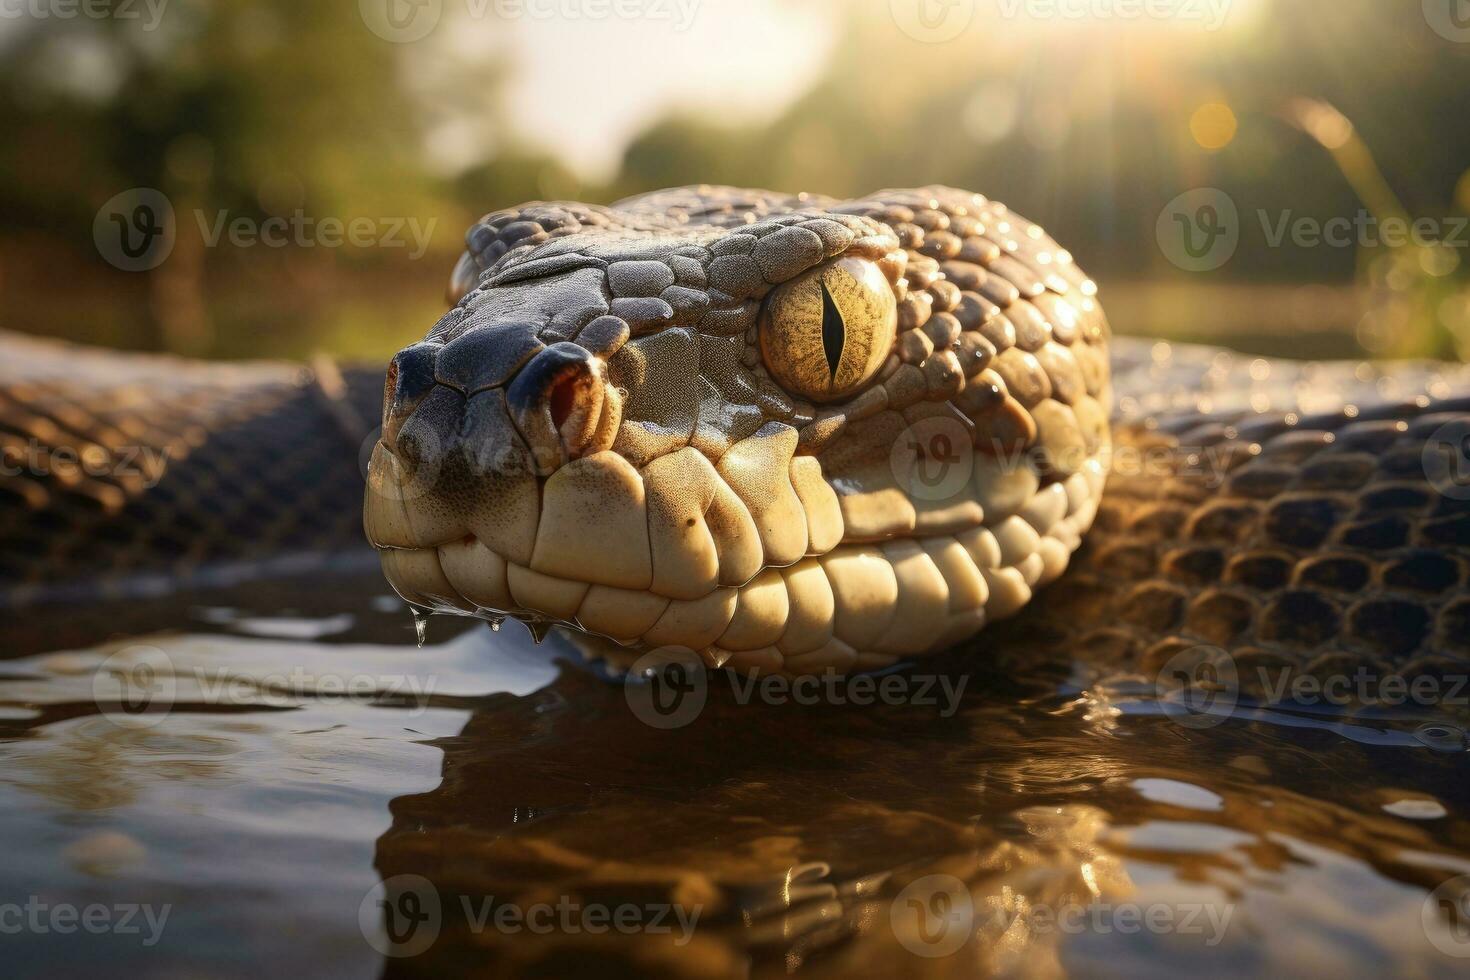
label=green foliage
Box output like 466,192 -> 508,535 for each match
2,0 -> 1468,359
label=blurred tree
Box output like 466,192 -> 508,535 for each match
2,0 -> 1469,359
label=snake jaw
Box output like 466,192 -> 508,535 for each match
368,186 -> 1113,675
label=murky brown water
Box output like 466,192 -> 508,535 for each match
2,571 -> 1468,979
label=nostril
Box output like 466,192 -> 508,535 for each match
383,359 -> 399,407
549,373 -> 578,431
507,342 -> 621,467
382,342 -> 439,446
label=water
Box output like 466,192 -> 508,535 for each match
2,576 -> 1468,978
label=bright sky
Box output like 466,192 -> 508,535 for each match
410,0 -> 1272,180
417,0 -> 837,180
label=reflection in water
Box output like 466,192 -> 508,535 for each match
0,582 -> 1466,978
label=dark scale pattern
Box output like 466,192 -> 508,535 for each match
1223,551 -> 1293,590
985,390 -> 1470,694
0,331 -> 382,608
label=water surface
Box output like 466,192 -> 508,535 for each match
2,573 -> 1467,978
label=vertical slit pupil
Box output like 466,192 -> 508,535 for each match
819,280 -> 846,379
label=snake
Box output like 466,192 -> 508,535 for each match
5,184 -> 1470,700
367,186 -> 1113,675
363,184 -> 1470,690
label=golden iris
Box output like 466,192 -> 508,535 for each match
758,257 -> 897,403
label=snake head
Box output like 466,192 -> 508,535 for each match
365,186 -> 1111,674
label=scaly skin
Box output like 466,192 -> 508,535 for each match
366,186 -> 1114,674
3,189 -> 1467,696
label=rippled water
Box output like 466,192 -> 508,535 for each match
2,572 -> 1468,978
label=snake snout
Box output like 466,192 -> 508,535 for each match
507,342 -> 622,473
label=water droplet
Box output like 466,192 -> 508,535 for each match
411,608 -> 428,648
486,615 -> 505,633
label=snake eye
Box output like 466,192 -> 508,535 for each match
758,257 -> 897,403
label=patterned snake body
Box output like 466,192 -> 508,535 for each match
5,185 -> 1469,696
366,186 -> 1114,673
